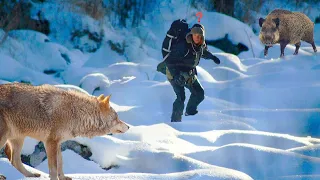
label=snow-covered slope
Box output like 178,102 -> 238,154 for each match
1,1 -> 320,180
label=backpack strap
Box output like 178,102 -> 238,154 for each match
162,34 -> 178,53
166,34 -> 177,39
162,48 -> 171,53
163,52 -> 170,61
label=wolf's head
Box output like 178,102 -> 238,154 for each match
259,17 -> 280,47
97,94 -> 130,134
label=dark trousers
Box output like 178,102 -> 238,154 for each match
169,78 -> 204,121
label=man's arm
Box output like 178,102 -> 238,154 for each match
202,46 -> 220,64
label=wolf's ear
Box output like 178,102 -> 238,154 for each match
273,18 -> 280,28
259,18 -> 265,27
104,95 -> 111,102
102,95 -> 111,107
97,94 -> 105,101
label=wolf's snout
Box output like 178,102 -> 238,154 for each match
110,120 -> 130,134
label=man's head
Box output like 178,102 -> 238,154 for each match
187,24 -> 205,45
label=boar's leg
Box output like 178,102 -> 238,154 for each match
280,40 -> 289,58
264,46 -> 270,56
293,41 -> 301,55
311,41 -> 317,53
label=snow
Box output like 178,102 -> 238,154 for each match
54,84 -> 91,95
0,80 -> 10,85
0,158 -> 45,180
199,12 -> 264,59
22,138 -> 40,155
1,1 -> 320,180
79,73 -> 111,95
36,150 -> 107,174
83,43 -> 126,68
0,159 -> 25,180
187,143 -> 320,179
2,30 -> 68,72
0,53 -> 58,84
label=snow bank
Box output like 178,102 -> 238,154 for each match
0,158 -> 45,180
0,53 -> 58,84
198,12 -> 264,58
37,150 -> 106,174
2,30 -> 69,72
79,73 -> 111,95
288,144 -> 320,158
83,43 -> 126,68
187,143 -> 320,179
0,159 -> 24,180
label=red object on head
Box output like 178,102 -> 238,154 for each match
196,12 -> 203,22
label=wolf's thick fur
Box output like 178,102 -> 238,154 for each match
0,83 -> 129,180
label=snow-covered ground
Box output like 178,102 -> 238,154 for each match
1,0 -> 320,179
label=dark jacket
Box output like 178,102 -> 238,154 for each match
165,39 -> 218,76
164,23 -> 220,79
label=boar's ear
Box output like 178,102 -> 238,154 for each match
97,94 -> 105,101
273,18 -> 280,28
259,18 -> 265,27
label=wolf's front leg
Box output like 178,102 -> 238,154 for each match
45,140 -> 59,180
57,145 -> 72,180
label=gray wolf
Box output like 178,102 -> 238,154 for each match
0,83 -> 129,180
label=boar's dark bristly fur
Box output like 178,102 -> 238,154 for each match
259,9 -> 317,57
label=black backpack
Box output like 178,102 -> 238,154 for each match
157,19 -> 189,75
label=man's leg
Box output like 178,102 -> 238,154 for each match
169,80 -> 186,122
185,78 -> 204,116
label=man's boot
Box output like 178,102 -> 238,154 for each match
171,111 -> 182,122
185,110 -> 198,116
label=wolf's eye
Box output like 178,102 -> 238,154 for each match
271,28 -> 276,32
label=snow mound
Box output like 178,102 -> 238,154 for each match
36,150 -> 106,174
259,44 -> 313,59
187,143 -> 320,179
206,130 -> 312,149
0,159 -> 24,180
0,53 -> 58,84
80,73 -> 111,95
0,80 -> 10,85
83,43 -> 126,68
102,62 -> 154,81
200,53 -> 247,73
40,169 -> 252,180
199,12 -> 263,58
54,84 -> 91,95
0,158 -> 45,180
195,66 -> 217,83
3,30 -> 69,72
210,67 -> 248,81
288,144 -> 320,158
